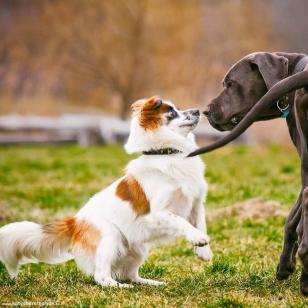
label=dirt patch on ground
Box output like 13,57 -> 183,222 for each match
208,199 -> 288,221
1,199 -> 287,224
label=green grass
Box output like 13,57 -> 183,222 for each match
0,145 -> 306,307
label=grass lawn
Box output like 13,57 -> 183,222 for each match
0,144 -> 307,307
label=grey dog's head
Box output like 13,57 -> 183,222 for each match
204,52 -> 289,131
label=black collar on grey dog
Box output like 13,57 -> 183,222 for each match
142,148 -> 182,155
277,94 -> 290,118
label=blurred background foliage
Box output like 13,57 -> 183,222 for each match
0,0 -> 307,120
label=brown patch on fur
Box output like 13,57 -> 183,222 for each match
42,217 -> 75,240
43,218 -> 101,255
132,96 -> 170,130
71,220 -> 101,255
116,175 -> 150,215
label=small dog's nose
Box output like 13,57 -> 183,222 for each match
191,109 -> 200,116
203,105 -> 211,117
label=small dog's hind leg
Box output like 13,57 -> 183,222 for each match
126,265 -> 166,286
94,231 -> 131,288
131,277 -> 166,286
5,263 -> 20,279
122,246 -> 166,286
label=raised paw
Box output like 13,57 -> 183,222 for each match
195,245 -> 213,262
188,231 -> 210,247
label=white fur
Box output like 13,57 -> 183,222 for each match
0,221 -> 72,278
0,99 -> 212,287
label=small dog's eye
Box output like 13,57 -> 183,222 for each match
171,111 -> 177,117
167,109 -> 178,120
225,80 -> 233,88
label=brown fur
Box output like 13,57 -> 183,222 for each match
42,218 -> 75,240
116,175 -> 150,215
132,97 -> 170,130
43,218 -> 101,255
71,220 -> 101,255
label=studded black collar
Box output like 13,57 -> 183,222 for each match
142,148 -> 182,155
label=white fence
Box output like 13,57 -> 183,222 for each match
0,114 -> 247,146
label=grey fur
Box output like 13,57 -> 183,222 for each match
188,52 -> 308,295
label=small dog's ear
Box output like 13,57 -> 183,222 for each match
247,52 -> 289,89
151,99 -> 162,110
131,100 -> 143,112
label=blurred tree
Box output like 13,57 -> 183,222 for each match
44,0 -> 154,119
0,0 -> 280,117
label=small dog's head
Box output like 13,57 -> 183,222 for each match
131,96 -> 200,135
125,97 -> 200,154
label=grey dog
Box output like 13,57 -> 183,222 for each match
188,52 -> 308,295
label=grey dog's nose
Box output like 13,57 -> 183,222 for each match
203,105 -> 211,116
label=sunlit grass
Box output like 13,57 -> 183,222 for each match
0,145 -> 307,307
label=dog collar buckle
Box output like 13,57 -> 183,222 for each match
277,95 -> 290,118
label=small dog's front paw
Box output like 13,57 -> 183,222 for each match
195,245 -> 213,261
188,231 -> 210,247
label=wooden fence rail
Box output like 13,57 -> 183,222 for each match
0,114 -> 247,146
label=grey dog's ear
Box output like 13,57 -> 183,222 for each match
247,52 -> 289,89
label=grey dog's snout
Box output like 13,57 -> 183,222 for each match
203,105 -> 211,117
203,103 -> 224,122
203,104 -> 217,119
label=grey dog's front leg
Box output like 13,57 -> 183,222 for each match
277,88 -> 308,282
295,87 -> 308,295
298,187 -> 308,295
276,192 -> 301,280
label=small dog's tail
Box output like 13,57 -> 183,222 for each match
0,218 -> 75,278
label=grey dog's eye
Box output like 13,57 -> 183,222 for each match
225,80 -> 233,88
230,116 -> 239,124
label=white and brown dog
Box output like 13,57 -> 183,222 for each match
0,97 -> 212,287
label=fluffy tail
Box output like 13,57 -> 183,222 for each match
0,218 -> 75,278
